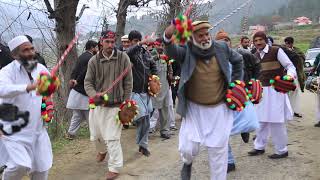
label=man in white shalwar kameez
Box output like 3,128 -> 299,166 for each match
248,31 -> 296,159
164,21 -> 243,180
0,36 -> 53,180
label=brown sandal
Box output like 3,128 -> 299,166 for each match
96,152 -> 107,162
106,171 -> 119,180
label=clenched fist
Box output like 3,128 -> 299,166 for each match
164,24 -> 176,40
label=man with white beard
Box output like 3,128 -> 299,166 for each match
163,21 -> 243,180
0,36 -> 53,180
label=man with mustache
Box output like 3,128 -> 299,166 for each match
84,30 -> 133,180
66,40 -> 98,140
0,36 -> 53,180
248,31 -> 296,159
164,21 -> 243,180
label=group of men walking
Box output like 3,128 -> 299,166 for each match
0,18 -> 315,180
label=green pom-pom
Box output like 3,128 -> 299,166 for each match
226,98 -> 232,103
179,14 -> 184,20
248,94 -> 253,98
41,103 -> 46,108
103,94 -> 109,101
270,79 -> 275,84
230,82 -> 235,87
230,104 -> 236,109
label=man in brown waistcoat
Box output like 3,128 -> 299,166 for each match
248,31 -> 296,159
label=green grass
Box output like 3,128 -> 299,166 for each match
295,24 -> 313,30
295,42 -> 310,53
51,126 -> 90,153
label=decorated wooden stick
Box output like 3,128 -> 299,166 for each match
270,75 -> 296,94
246,79 -> 263,104
148,75 -> 161,97
41,97 -> 54,123
88,65 -> 133,109
225,80 -> 250,112
172,15 -> 193,45
36,32 -> 80,97
89,94 -> 109,109
36,72 -> 60,97
116,100 -> 139,125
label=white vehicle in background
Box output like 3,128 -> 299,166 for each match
305,48 -> 320,66
304,48 -> 320,76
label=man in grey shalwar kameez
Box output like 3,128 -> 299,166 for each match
149,39 -> 173,139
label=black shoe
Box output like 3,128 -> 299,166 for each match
181,163 -> 192,180
314,122 -> 320,127
227,163 -> 236,173
241,133 -> 250,143
248,149 -> 265,156
160,133 -> 171,139
139,146 -> 150,157
268,152 -> 288,159
294,113 -> 302,118
123,124 -> 129,129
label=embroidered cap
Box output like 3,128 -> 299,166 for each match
101,30 -> 116,40
192,21 -> 213,32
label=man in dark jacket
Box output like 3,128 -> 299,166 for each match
0,43 -> 14,70
66,40 -> 98,139
126,30 -> 158,157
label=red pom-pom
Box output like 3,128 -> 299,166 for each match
175,19 -> 181,25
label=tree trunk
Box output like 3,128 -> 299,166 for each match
50,0 -> 79,138
116,0 -> 129,45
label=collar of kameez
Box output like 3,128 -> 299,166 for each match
259,45 -> 269,54
13,60 -> 23,71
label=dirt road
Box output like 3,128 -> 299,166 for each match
49,92 -> 320,180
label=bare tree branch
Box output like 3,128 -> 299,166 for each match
76,4 -> 89,21
43,0 -> 56,19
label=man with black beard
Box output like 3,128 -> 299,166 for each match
0,36 -> 53,180
66,40 -> 98,140
238,36 -> 251,52
164,21 -> 243,180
